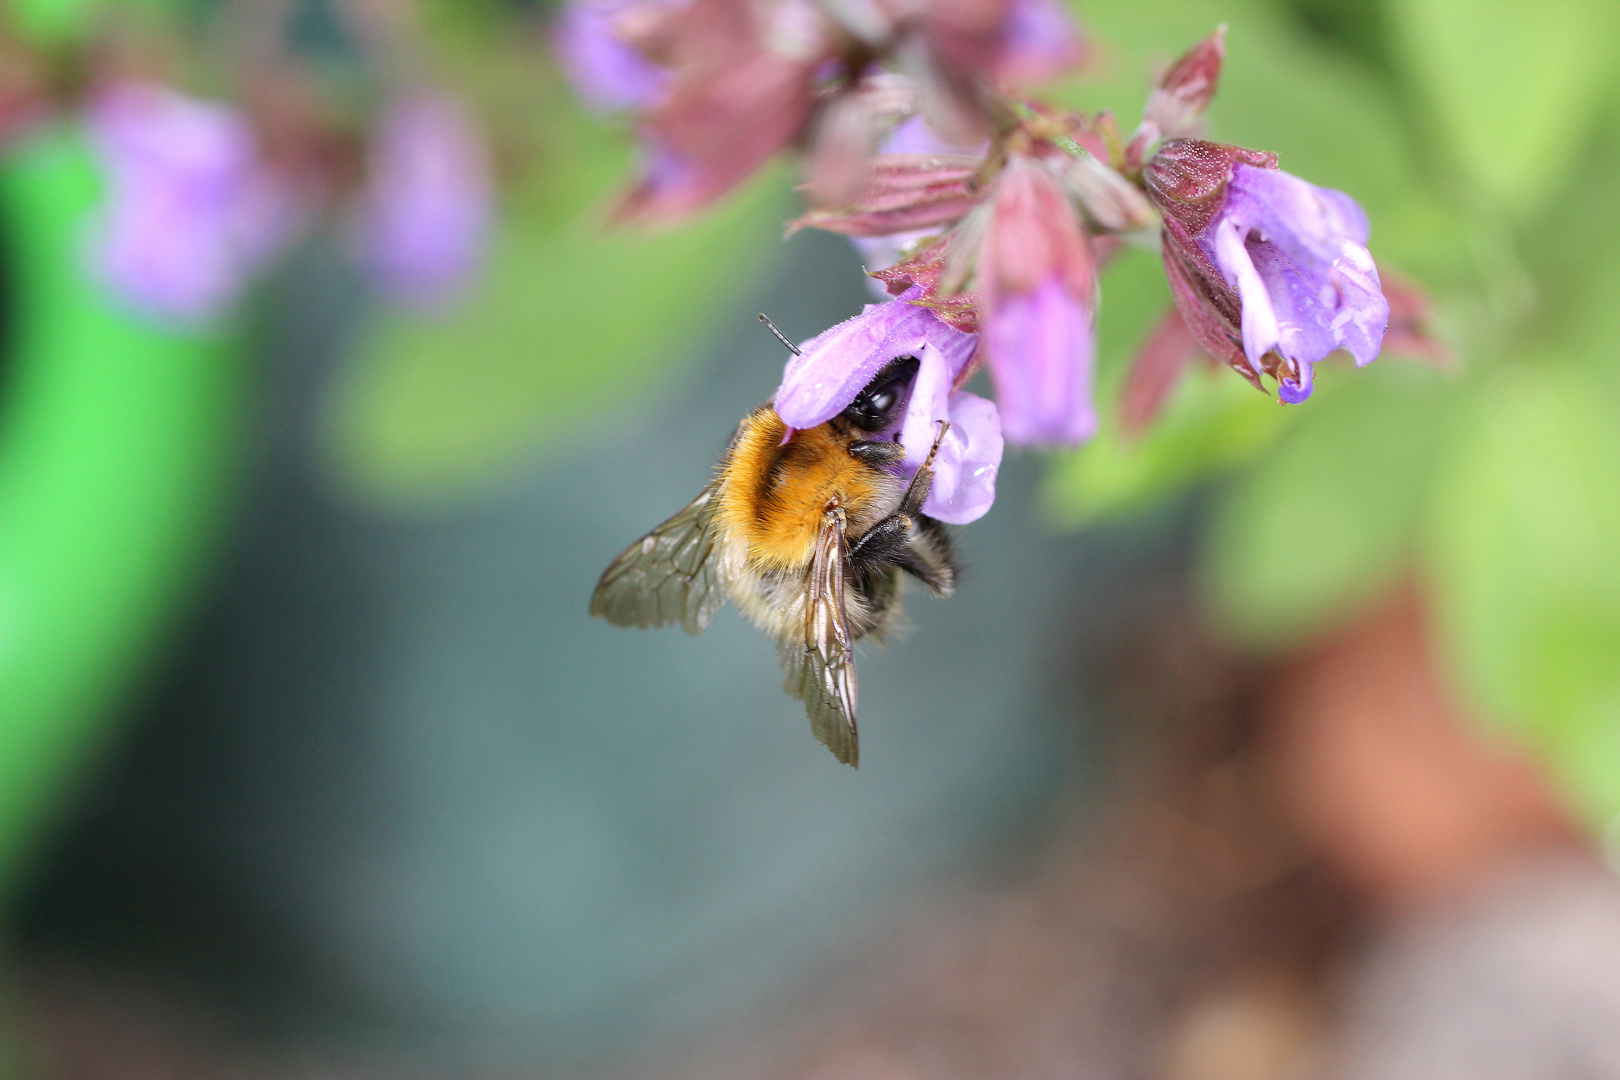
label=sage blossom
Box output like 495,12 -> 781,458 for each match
979,155 -> 1097,444
776,286 -> 1001,523
84,81 -> 293,325
1146,139 -> 1387,401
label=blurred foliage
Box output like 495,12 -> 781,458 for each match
0,133 -> 242,890
1045,0 -> 1620,826
320,16 -> 791,508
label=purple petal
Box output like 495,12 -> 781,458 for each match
360,91 -> 494,309
1211,217 -> 1279,373
552,0 -> 673,113
1276,357 -> 1314,404
985,277 -> 1095,445
1201,163 -> 1389,388
926,390 -> 1003,523
1223,164 -> 1369,261
891,344 -> 1002,522
775,285 -> 978,430
85,82 -> 294,324
995,0 -> 1085,86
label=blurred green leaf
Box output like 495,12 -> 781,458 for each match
1385,0 -> 1620,217
1200,359 -> 1454,649
1045,243 -> 1294,527
1046,366 -> 1290,526
0,128 -> 241,887
1427,363 -> 1620,826
321,109 -> 791,510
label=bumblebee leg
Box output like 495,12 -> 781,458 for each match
848,511 -> 956,598
848,439 -> 906,466
847,513 -> 913,575
898,421 -> 950,516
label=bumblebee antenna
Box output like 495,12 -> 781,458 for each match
758,313 -> 801,356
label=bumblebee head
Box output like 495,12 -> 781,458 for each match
841,355 -> 920,432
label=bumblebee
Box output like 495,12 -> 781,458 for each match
590,356 -> 958,767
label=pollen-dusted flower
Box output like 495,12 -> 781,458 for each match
84,81 -> 294,325
553,0 -> 679,113
358,90 -> 494,309
1145,139 -> 1387,402
775,285 -> 1000,521
979,154 -> 1097,444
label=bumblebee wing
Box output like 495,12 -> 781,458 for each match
778,505 -> 859,767
590,483 -> 727,635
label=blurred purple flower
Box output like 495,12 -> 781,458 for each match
553,0 -> 675,113
879,113 -> 986,158
979,155 -> 1097,445
1201,164 -> 1387,402
775,285 -> 999,521
85,81 -> 294,325
359,91 -> 493,310
993,0 -> 1087,86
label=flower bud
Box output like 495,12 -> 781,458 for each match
1130,25 -> 1224,162
616,0 -> 827,224
979,155 -> 1097,444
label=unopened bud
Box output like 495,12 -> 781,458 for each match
1129,26 -> 1225,165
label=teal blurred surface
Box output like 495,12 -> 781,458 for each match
12,230 -> 1181,1069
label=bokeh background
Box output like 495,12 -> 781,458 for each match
0,1 -> 1618,1077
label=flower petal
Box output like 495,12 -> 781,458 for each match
85,81 -> 294,324
928,391 -> 1004,523
774,285 -> 977,429
1211,218 -> 1279,373
360,91 -> 494,308
984,277 -> 1095,445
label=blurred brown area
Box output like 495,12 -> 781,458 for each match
16,589 -> 1620,1079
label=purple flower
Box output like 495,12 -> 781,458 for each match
1199,164 -> 1387,402
978,155 -> 1097,445
994,0 -> 1087,87
359,91 -> 493,310
879,113 -> 986,158
84,81 -> 294,325
775,286 -> 1000,522
553,0 -> 675,113
985,277 -> 1094,443
1144,140 -> 1388,402
896,342 -> 1002,523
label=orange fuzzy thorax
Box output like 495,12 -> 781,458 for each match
717,407 -> 887,572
